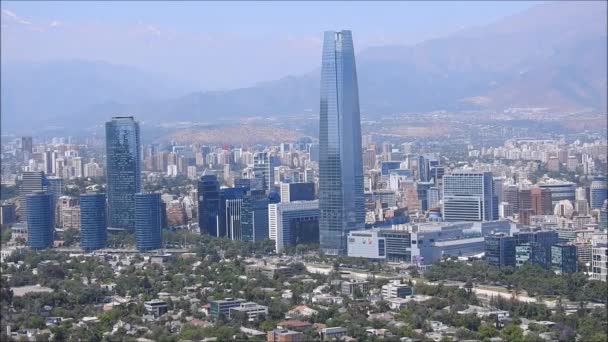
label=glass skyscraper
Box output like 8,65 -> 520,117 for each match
318,30 -> 365,255
135,192 -> 162,251
26,191 -> 55,249
198,171 -> 221,236
442,171 -> 498,222
241,189 -> 269,242
80,193 -> 107,251
105,116 -> 141,231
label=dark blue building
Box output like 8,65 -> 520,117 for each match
26,191 -> 54,249
551,244 -> 578,274
105,117 -> 141,231
135,193 -> 162,251
79,193 -> 107,251
280,182 -> 315,202
416,181 -> 434,212
380,161 -> 402,176
485,234 -> 516,267
198,172 -> 221,236
241,190 -> 269,242
220,187 -> 248,239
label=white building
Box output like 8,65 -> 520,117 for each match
591,233 -> 607,282
268,200 -> 319,253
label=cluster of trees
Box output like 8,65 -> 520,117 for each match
425,260 -> 607,303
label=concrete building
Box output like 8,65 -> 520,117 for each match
442,171 -> 498,222
341,280 -> 369,298
209,298 -> 246,318
381,280 -> 413,299
229,302 -> 268,321
591,233 -> 607,282
267,329 -> 304,342
144,299 -> 168,317
269,200 -> 319,253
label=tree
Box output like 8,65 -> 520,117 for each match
500,324 -> 524,342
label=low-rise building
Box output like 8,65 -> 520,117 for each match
209,298 -> 246,318
267,329 -> 304,342
341,280 -> 369,298
144,300 -> 168,317
381,280 -> 413,299
229,302 -> 268,321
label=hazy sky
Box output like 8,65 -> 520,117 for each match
1,1 -> 542,90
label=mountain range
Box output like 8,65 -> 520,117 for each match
1,1 -> 606,133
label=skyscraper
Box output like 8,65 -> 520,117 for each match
135,192 -> 162,251
26,191 -> 55,249
241,190 -> 270,242
80,193 -> 107,251
442,171 -> 498,222
318,30 -> 365,255
198,170 -> 221,236
105,116 -> 141,231
253,152 -> 275,191
590,175 -> 607,209
19,171 -> 46,219
46,176 -> 64,200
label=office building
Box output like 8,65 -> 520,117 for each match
26,192 -> 55,249
417,181 -> 434,211
513,230 -> 559,268
443,171 -> 498,222
241,190 -> 270,242
551,243 -> 577,274
341,280 -> 369,298
318,30 -> 365,255
381,161 -> 401,176
209,298 -> 246,318
105,117 -> 141,231
485,234 -> 516,267
220,187 -> 248,240
21,136 -> 33,156
253,152 -> 275,191
0,203 -> 16,225
590,175 -> 607,209
198,171 -> 221,236
531,187 -> 552,215
144,300 -> 169,317
381,280 -> 413,299
229,302 -> 269,321
267,329 -> 304,342
279,182 -> 315,203
46,176 -> 64,199
72,157 -> 84,178
19,171 -> 46,219
503,185 -> 519,213
269,200 -> 320,253
79,193 -> 107,251
539,180 -> 576,206
600,200 -> 608,231
134,193 -> 162,251
591,233 -> 607,281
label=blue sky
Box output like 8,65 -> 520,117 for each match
1,1 -> 543,90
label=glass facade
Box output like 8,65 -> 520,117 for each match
590,175 -> 607,209
319,30 -> 365,255
105,117 -> 141,231
241,190 -> 269,242
198,173 -> 221,236
135,192 -> 162,251
26,191 -> 54,249
80,193 -> 107,251
443,172 -> 498,222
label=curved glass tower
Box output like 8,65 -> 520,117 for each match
318,30 -> 365,255
80,193 -> 107,251
26,191 -> 55,249
135,192 -> 162,251
105,116 -> 141,231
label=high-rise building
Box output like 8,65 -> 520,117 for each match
19,171 -> 46,219
72,157 -> 84,178
551,243 -> 577,274
503,185 -> 520,213
485,234 -> 516,267
46,176 -> 64,200
21,136 -> 33,158
0,202 -> 16,225
539,181 -> 576,206
590,175 -> 607,209
220,187 -> 248,240
318,30 -> 365,255
80,193 -> 107,251
531,187 -> 552,215
269,200 -> 320,253
443,171 -> 497,222
280,182 -> 315,203
253,152 -> 274,191
26,191 -> 55,249
43,150 -> 54,175
591,233 -> 607,281
105,116 -> 141,231
135,193 -> 162,251
198,171 -> 221,236
600,200 -> 608,231
241,190 -> 270,242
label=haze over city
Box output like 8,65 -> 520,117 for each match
0,1 -> 607,342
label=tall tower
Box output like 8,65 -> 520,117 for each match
105,116 -> 141,231
318,30 -> 365,255
26,191 -> 55,249
135,192 -> 162,251
80,193 -> 107,251
198,170 -> 221,236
